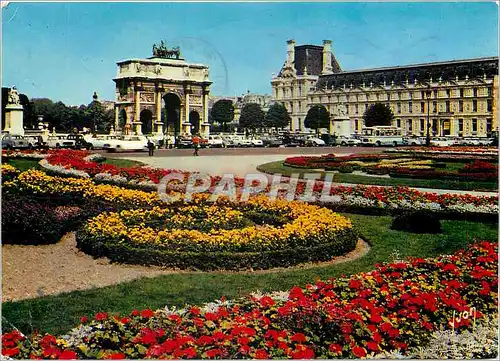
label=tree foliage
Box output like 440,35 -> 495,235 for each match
209,99 -> 234,131
304,105 -> 330,132
264,103 -> 291,129
239,103 -> 265,131
363,103 -> 394,127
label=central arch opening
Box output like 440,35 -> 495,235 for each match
140,109 -> 153,135
163,93 -> 181,138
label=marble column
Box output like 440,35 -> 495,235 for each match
114,106 -> 119,130
202,90 -> 210,136
134,87 -> 141,122
185,91 -> 191,134
156,89 -> 162,123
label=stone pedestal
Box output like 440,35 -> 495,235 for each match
132,121 -> 143,135
4,104 -> 24,135
153,121 -> 164,135
332,116 -> 352,136
182,122 -> 192,135
201,122 -> 210,137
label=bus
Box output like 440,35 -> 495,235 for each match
359,126 -> 404,147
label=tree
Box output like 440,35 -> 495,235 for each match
209,99 -> 234,132
363,103 -> 394,127
239,103 -> 265,132
304,105 -> 330,133
85,100 -> 113,133
264,103 -> 291,130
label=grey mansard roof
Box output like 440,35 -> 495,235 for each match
316,56 -> 499,89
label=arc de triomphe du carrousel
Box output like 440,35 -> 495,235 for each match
113,41 -> 212,138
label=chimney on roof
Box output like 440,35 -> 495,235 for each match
286,39 -> 296,66
322,40 -> 333,75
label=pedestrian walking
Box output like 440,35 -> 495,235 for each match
147,139 -> 155,156
192,134 -> 201,156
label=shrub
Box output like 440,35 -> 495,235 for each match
1,197 -> 65,244
338,164 -> 354,173
390,211 -> 442,234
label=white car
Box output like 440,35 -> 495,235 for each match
337,135 -> 361,146
403,136 -> 426,146
221,135 -> 236,148
459,137 -> 491,146
46,135 -> 76,149
84,135 -> 119,150
107,136 -> 149,152
249,137 -> 264,147
305,136 -> 326,147
232,136 -> 253,147
430,137 -> 455,147
207,135 -> 224,148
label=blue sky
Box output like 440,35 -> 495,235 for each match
2,2 -> 498,106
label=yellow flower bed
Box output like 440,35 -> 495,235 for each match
83,195 -> 354,253
3,169 -> 170,207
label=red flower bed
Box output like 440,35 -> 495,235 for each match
3,241 -> 497,359
461,160 -> 498,174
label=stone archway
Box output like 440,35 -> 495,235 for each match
140,109 -> 153,134
189,111 -> 201,135
119,109 -> 127,129
164,93 -> 181,138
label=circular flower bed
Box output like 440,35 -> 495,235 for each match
76,195 -> 358,270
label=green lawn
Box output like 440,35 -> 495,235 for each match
101,158 -> 144,168
4,157 -> 142,172
2,214 -> 497,337
5,158 -> 42,171
257,161 -> 498,191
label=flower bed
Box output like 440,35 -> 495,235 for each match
2,241 -> 497,359
284,153 -> 498,181
76,195 -> 358,270
386,146 -> 498,156
4,169 -> 499,218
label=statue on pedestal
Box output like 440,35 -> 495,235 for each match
8,86 -> 20,105
336,103 -> 348,118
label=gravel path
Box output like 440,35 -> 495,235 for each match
2,233 -> 369,302
1,233 -> 181,303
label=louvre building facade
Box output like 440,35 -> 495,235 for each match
271,40 -> 498,137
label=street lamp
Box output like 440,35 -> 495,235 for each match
425,86 -> 432,147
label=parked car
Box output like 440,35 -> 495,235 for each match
232,136 -> 252,147
305,136 -> 326,147
282,134 -> 304,147
107,136 -> 149,152
249,137 -> 264,147
1,134 -> 30,149
67,134 -> 92,149
458,137 -> 491,146
207,135 -> 224,148
83,135 -> 119,150
176,136 -> 193,149
430,137 -> 455,147
24,135 -> 46,149
336,135 -> 362,147
261,136 -> 283,147
46,135 -> 76,149
403,136 -> 426,146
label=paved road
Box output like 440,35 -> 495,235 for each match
104,146 -> 375,178
101,146 -> 384,158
